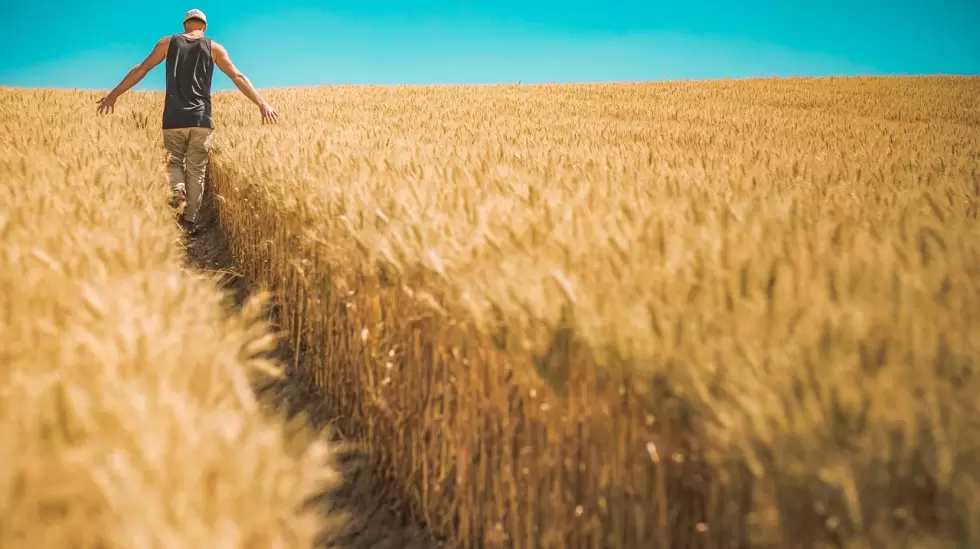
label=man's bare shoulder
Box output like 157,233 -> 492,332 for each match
148,35 -> 172,54
210,41 -> 232,65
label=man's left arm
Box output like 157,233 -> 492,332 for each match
97,36 -> 170,114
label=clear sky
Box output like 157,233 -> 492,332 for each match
2,0 -> 978,90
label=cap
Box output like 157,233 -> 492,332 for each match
184,9 -> 207,25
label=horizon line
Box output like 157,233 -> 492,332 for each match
2,73 -> 978,92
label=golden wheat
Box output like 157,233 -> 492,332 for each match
5,76 -> 978,549
0,88 -> 339,549
201,77 -> 980,549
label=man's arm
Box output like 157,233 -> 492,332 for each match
103,37 -> 170,101
212,41 -> 279,123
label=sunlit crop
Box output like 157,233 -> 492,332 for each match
3,75 -> 978,549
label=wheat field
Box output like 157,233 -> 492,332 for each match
2,76 -> 979,549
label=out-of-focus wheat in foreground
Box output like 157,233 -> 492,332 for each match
207,77 -> 980,548
0,89 -> 339,548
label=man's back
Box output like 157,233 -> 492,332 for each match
163,32 -> 215,130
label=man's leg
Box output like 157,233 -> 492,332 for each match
163,129 -> 190,207
182,127 -> 214,226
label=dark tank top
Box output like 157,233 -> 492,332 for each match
162,34 -> 215,130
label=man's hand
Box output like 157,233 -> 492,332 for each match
260,102 -> 279,124
96,93 -> 118,115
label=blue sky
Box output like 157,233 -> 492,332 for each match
2,0 -> 978,89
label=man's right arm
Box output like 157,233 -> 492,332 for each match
212,41 -> 279,122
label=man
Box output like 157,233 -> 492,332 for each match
96,9 -> 278,236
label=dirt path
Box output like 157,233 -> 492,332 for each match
178,199 -> 447,549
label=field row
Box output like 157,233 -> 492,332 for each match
205,77 -> 980,548
0,89 -> 337,548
